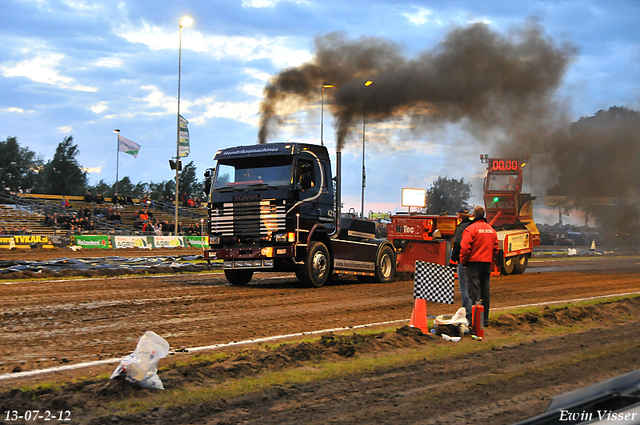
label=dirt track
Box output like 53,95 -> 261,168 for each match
1,254 -> 639,424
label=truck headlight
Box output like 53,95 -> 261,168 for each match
210,236 -> 221,245
274,233 -> 288,243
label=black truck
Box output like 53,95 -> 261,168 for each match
203,142 -> 396,287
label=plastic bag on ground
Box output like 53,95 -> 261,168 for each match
434,307 -> 469,326
110,331 -> 170,390
434,307 -> 469,337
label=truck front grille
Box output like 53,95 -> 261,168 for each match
210,200 -> 286,237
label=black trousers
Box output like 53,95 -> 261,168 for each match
465,262 -> 491,323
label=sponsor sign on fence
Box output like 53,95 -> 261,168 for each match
74,235 -> 110,249
113,236 -> 151,249
185,236 -> 209,248
0,235 -> 54,249
153,236 -> 185,248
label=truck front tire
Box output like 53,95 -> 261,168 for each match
224,269 -> 253,286
299,241 -> 331,288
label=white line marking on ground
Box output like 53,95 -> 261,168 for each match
2,291 -> 639,381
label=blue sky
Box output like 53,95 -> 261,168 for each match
1,0 -> 639,224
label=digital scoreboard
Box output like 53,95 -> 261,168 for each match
488,158 -> 520,172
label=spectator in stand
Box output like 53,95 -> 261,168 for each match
0,226 -> 5,234
187,197 -> 195,207
181,193 -> 188,207
195,198 -> 202,207
84,220 -> 96,233
95,193 -> 105,204
44,214 -> 55,227
61,196 -> 71,208
84,191 -> 94,203
93,205 -> 104,218
21,226 -> 31,234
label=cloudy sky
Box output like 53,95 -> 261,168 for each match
1,0 -> 638,224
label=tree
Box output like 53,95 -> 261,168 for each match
179,161 -> 204,199
37,136 -> 87,195
149,180 -> 175,199
0,136 -> 42,193
426,176 -> 472,215
87,179 -> 112,198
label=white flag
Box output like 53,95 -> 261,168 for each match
118,135 -> 141,158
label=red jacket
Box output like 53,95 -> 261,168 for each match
460,218 -> 499,265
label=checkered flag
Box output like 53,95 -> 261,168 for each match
413,261 -> 454,304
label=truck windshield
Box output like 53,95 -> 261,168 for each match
213,156 -> 293,189
487,174 -> 518,191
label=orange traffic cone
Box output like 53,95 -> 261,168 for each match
409,298 -> 429,333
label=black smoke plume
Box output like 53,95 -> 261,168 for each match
258,21 -> 575,151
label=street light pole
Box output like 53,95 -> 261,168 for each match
320,82 -> 333,146
174,16 -> 192,237
113,129 -> 120,196
361,80 -> 373,219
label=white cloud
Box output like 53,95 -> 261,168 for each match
242,0 -> 277,7
83,166 -> 103,173
2,107 -> 25,113
58,126 -> 72,133
90,101 -> 108,113
0,52 -> 98,92
403,7 -> 492,26
94,57 -> 123,68
60,0 -> 102,12
117,22 -> 312,68
403,7 -> 433,25
241,0 -> 309,8
140,85 -> 180,114
191,97 -> 260,126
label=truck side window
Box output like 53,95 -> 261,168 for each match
296,160 -> 315,191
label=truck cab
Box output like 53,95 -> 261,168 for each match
203,142 -> 396,287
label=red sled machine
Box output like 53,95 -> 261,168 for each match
387,156 -> 540,275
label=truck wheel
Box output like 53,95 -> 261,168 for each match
374,245 -> 396,283
512,254 -> 528,274
501,255 -> 515,275
224,269 -> 253,286
300,241 -> 331,288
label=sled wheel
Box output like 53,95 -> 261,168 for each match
299,241 -> 331,288
512,254 -> 528,274
224,269 -> 253,286
501,255 -> 515,275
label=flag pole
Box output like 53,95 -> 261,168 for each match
114,129 -> 120,196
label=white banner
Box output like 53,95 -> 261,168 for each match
113,236 -> 150,249
153,236 -> 185,248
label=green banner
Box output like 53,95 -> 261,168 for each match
74,235 -> 110,249
185,236 -> 209,248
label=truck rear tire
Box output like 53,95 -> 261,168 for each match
512,254 -> 528,274
299,241 -> 331,288
501,255 -> 515,275
374,245 -> 396,283
224,269 -> 253,286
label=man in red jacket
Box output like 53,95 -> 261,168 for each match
460,206 -> 499,325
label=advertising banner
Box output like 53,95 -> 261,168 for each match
0,235 -> 53,249
185,236 -> 209,248
113,236 -> 151,249
153,236 -> 185,248
74,235 -> 110,249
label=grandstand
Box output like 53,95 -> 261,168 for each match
0,191 -> 207,236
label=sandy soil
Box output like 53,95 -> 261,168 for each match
0,254 -> 639,424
